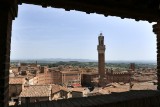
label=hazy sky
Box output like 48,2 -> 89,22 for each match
11,4 -> 157,61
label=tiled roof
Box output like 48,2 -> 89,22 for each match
60,86 -> 69,92
104,87 -> 128,93
72,88 -> 87,92
131,82 -> 157,90
60,71 -> 81,74
9,77 -> 25,84
51,85 -> 61,93
51,85 -> 69,93
82,72 -> 99,75
19,85 -> 51,97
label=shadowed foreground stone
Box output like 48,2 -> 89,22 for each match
12,90 -> 160,107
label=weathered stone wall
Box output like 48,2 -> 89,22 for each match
72,92 -> 83,98
153,21 -> 160,90
0,1 -> 17,106
21,97 -> 49,104
106,73 -> 131,83
12,90 -> 160,107
52,71 -> 62,84
9,84 -> 23,99
37,72 -> 53,85
82,74 -> 99,86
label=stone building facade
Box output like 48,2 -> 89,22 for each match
52,70 -> 62,85
51,69 -> 81,87
9,77 -> 26,102
60,71 -> 81,87
36,72 -> 54,85
82,72 -> 99,87
71,88 -> 89,98
106,70 -> 131,83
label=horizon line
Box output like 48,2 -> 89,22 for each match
10,58 -> 156,63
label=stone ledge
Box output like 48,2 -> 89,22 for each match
12,90 -> 160,107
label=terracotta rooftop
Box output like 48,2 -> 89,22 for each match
51,85 -> 69,93
60,86 -> 69,92
9,77 -> 25,85
60,71 -> 81,74
82,72 -> 99,75
131,82 -> 157,90
104,87 -> 129,93
72,87 -> 87,92
19,85 -> 51,97
51,85 -> 61,93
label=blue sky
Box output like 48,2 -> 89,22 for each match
11,4 -> 156,61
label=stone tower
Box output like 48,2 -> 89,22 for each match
97,33 -> 106,85
129,63 -> 135,71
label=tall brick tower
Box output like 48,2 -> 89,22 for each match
97,33 -> 106,86
129,63 -> 135,71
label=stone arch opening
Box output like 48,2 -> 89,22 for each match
1,0 -> 160,107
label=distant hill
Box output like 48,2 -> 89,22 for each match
11,58 -> 97,63
11,58 -> 156,64
107,60 -> 156,64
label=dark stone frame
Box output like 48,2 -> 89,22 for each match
0,0 -> 160,107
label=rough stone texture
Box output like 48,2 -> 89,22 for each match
20,0 -> 160,22
153,21 -> 160,90
0,1 -> 17,107
97,34 -> 106,86
0,0 -> 160,106
0,10 -> 12,107
82,73 -> 99,86
106,71 -> 131,83
9,84 -> 23,99
98,53 -> 105,77
21,97 -> 49,104
11,90 -> 160,107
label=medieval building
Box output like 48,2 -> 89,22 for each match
106,69 -> 131,83
97,33 -> 106,86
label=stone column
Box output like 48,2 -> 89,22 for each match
153,21 -> 160,90
0,1 -> 18,107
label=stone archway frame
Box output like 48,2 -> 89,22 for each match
1,0 -> 160,107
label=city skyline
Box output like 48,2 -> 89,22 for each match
11,4 -> 156,62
